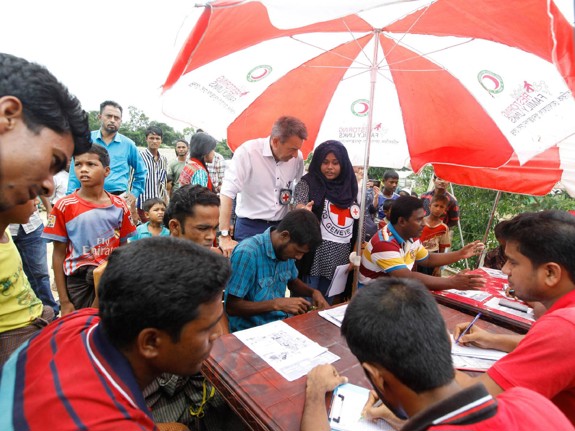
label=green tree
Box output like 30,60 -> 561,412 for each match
148,121 -> 184,148
87,110 -> 100,131
216,139 -> 233,159
413,167 -> 574,269
118,106 -> 149,146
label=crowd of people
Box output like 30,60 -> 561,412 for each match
1,53 -> 575,431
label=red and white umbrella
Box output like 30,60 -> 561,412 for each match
162,0 -> 575,194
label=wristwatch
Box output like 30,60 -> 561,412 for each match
220,230 -> 230,237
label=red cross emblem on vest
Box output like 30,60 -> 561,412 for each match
330,203 -> 352,225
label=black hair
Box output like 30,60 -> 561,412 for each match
382,199 -> 394,212
493,219 -> 510,241
500,210 -> 575,282
277,209 -> 322,249
174,138 -> 189,147
389,196 -> 423,225
143,197 -> 166,212
145,125 -> 163,138
383,169 -> 399,180
100,100 -> 123,115
271,116 -> 308,143
83,144 -> 110,168
0,53 -> 91,156
341,278 -> 454,393
189,132 -> 217,164
164,184 -> 219,227
99,237 -> 230,349
430,194 -> 449,205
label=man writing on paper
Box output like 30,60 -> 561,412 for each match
453,210 -> 575,424
359,196 -> 485,290
301,278 -> 573,430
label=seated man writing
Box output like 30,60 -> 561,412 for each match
301,278 -> 573,430
454,210 -> 575,425
225,209 -> 329,332
359,196 -> 485,290
1,237 -> 230,431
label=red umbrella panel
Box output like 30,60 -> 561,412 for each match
162,0 -> 575,187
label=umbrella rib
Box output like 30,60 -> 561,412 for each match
289,35 -> 372,69
378,36 -> 475,70
340,17 -> 377,67
382,0 -> 435,58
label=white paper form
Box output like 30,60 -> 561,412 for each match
450,335 -> 508,361
319,304 -> 348,328
444,289 -> 492,302
326,264 -> 350,297
478,267 -> 508,279
329,383 -> 394,431
233,320 -> 340,381
452,354 -> 497,372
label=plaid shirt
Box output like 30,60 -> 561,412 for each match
206,152 -> 225,193
224,227 -> 298,332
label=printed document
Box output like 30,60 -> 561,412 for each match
234,320 -> 340,381
319,304 -> 348,327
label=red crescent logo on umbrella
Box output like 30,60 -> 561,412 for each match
351,99 -> 370,117
478,70 -> 504,95
247,65 -> 272,82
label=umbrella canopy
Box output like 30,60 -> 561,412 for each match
162,0 -> 575,190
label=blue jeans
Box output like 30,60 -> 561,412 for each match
234,217 -> 279,242
13,224 -> 59,316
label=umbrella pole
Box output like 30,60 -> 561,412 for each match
352,30 -> 381,296
476,190 -> 502,268
450,183 -> 469,269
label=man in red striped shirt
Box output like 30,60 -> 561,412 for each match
302,278 -> 574,431
0,237 -> 230,431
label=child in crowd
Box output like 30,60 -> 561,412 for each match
131,198 -> 169,241
0,199 -> 53,365
377,199 -> 394,229
43,145 -> 135,316
484,219 -> 509,270
418,194 -> 450,276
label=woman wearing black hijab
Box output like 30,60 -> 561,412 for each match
294,140 -> 359,301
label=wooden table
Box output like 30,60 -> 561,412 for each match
202,303 -> 517,431
432,268 -> 533,334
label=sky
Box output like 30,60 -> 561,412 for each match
2,0 -> 203,131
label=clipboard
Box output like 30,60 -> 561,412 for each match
328,383 -> 394,431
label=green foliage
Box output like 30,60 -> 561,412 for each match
413,168 -> 574,269
87,110 -> 100,131
216,139 -> 233,159
367,167 -> 388,180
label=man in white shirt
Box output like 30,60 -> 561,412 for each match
218,116 -> 306,256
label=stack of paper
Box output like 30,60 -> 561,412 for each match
234,320 -> 340,381
319,304 -> 348,328
451,335 -> 507,372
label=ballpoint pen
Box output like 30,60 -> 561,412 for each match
455,312 -> 482,345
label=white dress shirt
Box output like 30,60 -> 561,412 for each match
220,137 -> 304,221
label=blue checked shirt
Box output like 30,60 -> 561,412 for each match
225,227 -> 298,332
